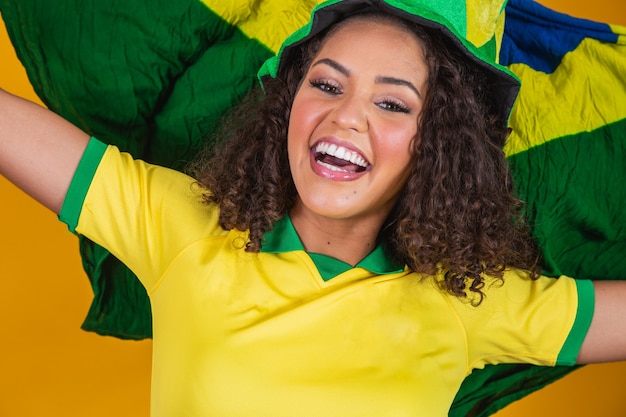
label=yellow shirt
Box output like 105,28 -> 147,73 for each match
60,138 -> 594,417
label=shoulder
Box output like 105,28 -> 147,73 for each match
447,269 -> 584,314
446,269 -> 592,350
62,138 -> 225,244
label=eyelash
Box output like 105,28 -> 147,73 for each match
377,99 -> 411,114
309,79 -> 340,94
308,79 -> 412,114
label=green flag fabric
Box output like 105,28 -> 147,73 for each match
1,0 -> 624,415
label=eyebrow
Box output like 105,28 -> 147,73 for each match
312,58 -> 349,76
376,76 -> 422,99
311,58 -> 422,98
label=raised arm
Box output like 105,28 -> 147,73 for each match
577,280 -> 626,364
0,88 -> 90,214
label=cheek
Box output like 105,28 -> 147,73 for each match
288,98 -> 318,167
380,123 -> 418,158
289,94 -> 314,132
287,100 -> 305,153
289,89 -> 331,140
375,125 -> 417,183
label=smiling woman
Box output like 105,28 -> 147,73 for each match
1,0 -> 626,416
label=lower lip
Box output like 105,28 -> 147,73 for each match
309,152 -> 367,181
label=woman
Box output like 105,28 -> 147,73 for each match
1,0 -> 624,416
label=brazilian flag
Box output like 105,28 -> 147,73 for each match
453,1 -> 626,415
1,0 -> 624,415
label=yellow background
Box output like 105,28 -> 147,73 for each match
1,1 -> 625,416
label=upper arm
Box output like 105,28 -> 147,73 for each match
0,88 -> 90,214
66,146 -> 220,290
577,280 -> 626,364
452,271 -> 590,368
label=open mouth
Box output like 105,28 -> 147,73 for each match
313,142 -> 370,173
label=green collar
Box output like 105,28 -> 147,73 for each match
261,216 -> 405,281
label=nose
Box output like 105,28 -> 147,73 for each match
332,92 -> 369,132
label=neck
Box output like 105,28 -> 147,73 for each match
289,202 -> 387,266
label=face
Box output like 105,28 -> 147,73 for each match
288,17 -> 428,227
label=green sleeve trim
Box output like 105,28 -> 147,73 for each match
556,279 -> 595,365
58,137 -> 108,233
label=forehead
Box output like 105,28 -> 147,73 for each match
313,16 -> 428,75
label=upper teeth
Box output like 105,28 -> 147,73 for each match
314,143 -> 369,167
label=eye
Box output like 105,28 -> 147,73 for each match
309,79 -> 342,95
377,98 -> 411,114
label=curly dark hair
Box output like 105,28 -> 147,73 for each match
188,12 -> 540,302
